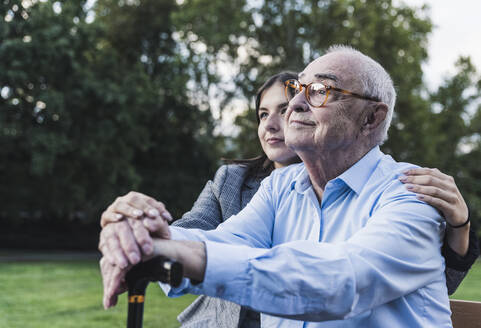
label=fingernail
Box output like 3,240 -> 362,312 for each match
143,219 -> 153,229
132,209 -> 143,217
118,258 -> 128,269
129,252 -> 140,264
142,244 -> 152,255
417,194 -> 425,200
398,175 -> 407,182
405,184 -> 413,190
162,211 -> 173,221
402,169 -> 411,174
148,209 -> 160,217
115,214 -> 122,220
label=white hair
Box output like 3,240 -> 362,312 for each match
326,45 -> 396,145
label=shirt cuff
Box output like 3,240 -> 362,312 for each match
158,227 -> 204,296
443,228 -> 480,272
158,277 -> 198,297
169,225 -> 213,242
170,226 -> 190,241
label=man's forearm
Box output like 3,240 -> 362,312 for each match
153,239 -> 206,281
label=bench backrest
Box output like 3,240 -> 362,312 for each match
450,299 -> 481,328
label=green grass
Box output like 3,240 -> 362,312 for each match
451,260 -> 481,301
0,259 -> 479,327
0,260 -> 196,328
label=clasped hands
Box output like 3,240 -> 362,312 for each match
98,192 -> 205,309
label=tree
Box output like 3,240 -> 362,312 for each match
94,0 -> 221,217
427,57 -> 481,233
1,0 -> 479,248
0,0 -> 220,243
173,0 -> 433,158
461,102 -> 481,234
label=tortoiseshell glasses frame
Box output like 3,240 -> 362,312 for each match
284,79 -> 379,108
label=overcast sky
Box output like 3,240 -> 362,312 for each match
403,0 -> 481,90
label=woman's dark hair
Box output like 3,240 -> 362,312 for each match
224,71 -> 299,179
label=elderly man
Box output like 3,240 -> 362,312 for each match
100,46 -> 452,327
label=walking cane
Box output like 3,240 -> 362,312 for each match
125,256 -> 183,328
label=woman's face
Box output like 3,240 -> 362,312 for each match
257,82 -> 298,168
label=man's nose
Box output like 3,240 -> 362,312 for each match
293,103 -> 309,113
286,92 -> 309,117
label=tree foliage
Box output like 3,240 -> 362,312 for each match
426,58 -> 481,232
0,0 -> 480,246
0,0 -> 220,231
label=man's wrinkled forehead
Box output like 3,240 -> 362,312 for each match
298,56 -> 342,85
298,72 -> 339,85
299,54 -> 356,87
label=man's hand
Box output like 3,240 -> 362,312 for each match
100,191 -> 173,228
101,239 -> 207,309
99,216 -> 173,269
99,192 -> 173,268
100,256 -> 129,309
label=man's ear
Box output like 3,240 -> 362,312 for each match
361,102 -> 388,136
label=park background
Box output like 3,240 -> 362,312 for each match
1,0 -> 480,327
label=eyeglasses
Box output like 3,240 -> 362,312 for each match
284,79 -> 379,108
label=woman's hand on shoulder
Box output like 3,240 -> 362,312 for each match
399,167 -> 468,227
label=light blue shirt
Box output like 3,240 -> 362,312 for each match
166,146 -> 452,327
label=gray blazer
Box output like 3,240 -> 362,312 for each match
172,164 -> 475,327
172,164 -> 260,328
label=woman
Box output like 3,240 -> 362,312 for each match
100,72 -> 479,326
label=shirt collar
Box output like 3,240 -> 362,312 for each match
291,146 -> 383,195
336,146 -> 383,195
291,165 -> 311,193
